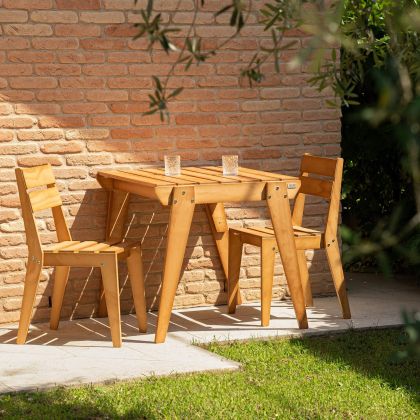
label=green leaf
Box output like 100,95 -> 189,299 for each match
167,87 -> 184,99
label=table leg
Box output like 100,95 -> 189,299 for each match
155,187 -> 195,343
205,203 -> 242,305
266,182 -> 308,329
98,190 -> 130,317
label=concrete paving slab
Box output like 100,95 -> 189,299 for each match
0,273 -> 418,393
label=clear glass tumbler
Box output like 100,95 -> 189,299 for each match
222,155 -> 238,176
164,155 -> 181,176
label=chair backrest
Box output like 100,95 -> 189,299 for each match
15,164 -> 71,257
292,154 -> 343,240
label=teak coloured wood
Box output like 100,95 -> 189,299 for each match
15,164 -> 147,348
97,166 -> 307,343
228,155 -> 351,327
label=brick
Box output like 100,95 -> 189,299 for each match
3,0 -> 52,9
110,128 -> 153,139
38,116 -> 85,128
0,144 -> 37,154
10,77 -> 57,89
108,77 -> 151,89
17,156 -> 63,166
35,64 -> 81,76
104,24 -> 137,37
175,114 -> 217,125
110,103 -> 148,113
0,117 -> 35,128
86,140 -> 131,152
108,51 -> 151,63
66,154 -> 113,166
241,100 -> 280,112
15,103 -> 60,115
60,77 -> 105,89
32,37 -> 78,50
56,0 -> 100,9
58,52 -> 105,64
80,38 -> 126,50
31,11 -> 78,24
104,0 -> 137,8
90,115 -> 130,126
0,10 -> 28,22
84,64 -> 127,76
86,90 -> 128,101
37,89 -> 84,101
80,12 -> 125,24
40,142 -> 84,154
3,24 -> 52,36
62,103 -> 108,114
0,130 -> 13,141
8,51 -> 54,63
0,37 -> 29,49
0,64 -> 32,76
114,152 -> 158,163
55,24 -> 101,37
18,129 -> 63,141
66,129 -> 109,140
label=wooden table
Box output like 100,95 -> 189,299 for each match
97,166 -> 308,343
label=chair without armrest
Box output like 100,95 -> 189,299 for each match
228,154 -> 351,326
15,164 -> 147,347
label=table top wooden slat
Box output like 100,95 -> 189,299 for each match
124,169 -> 190,186
144,168 -> 206,184
98,166 -> 300,190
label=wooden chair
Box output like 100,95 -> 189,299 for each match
15,164 -> 147,347
228,154 -> 351,326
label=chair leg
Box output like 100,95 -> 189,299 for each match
100,254 -> 122,347
325,240 -> 351,319
297,250 -> 313,307
228,230 -> 243,314
261,240 -> 275,327
50,266 -> 70,330
126,246 -> 147,333
17,261 -> 42,344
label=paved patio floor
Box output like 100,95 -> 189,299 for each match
0,273 -> 418,393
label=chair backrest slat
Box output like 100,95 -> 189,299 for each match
292,154 -> 343,239
300,154 -> 338,177
15,164 -> 72,256
299,176 -> 333,200
29,186 -> 62,212
21,164 -> 56,189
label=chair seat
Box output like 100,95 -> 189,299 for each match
230,225 -> 323,250
44,240 -> 141,255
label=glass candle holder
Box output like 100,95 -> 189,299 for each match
164,155 -> 181,176
222,155 -> 238,176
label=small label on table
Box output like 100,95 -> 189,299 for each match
287,183 -> 297,189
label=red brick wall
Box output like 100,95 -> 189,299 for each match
0,0 -> 341,325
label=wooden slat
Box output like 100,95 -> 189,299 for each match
293,225 -> 321,235
184,167 -> 237,183
45,241 -> 80,253
144,168 -> 203,184
130,169 -> 193,185
119,170 -> 174,186
247,226 -> 275,235
238,167 -> 286,181
79,243 -> 112,253
21,164 -> 56,189
301,154 -> 337,177
299,176 -> 332,199
234,227 -> 272,238
29,186 -> 62,212
202,166 -> 257,182
59,241 -> 98,253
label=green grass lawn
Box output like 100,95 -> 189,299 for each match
0,328 -> 419,419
